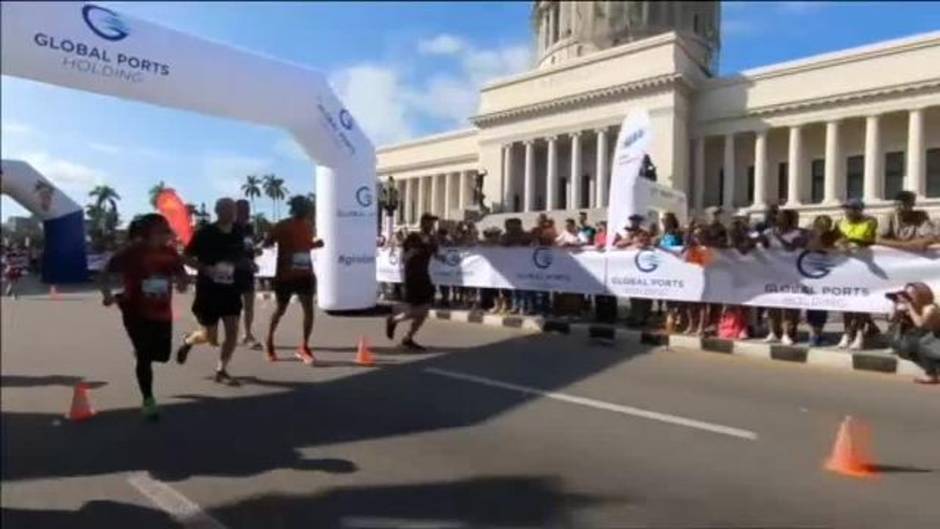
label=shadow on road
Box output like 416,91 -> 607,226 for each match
1,500 -> 176,529
2,332 -> 655,484
0,375 -> 107,389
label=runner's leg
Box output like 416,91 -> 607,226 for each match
216,315 -> 239,379
241,290 -> 256,344
136,359 -> 153,400
266,298 -> 289,358
299,293 -> 314,348
402,303 -> 430,346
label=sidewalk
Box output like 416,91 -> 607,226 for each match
427,308 -> 927,380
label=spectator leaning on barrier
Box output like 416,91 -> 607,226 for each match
878,190 -> 936,251
805,214 -> 838,346
763,209 -> 807,346
556,218 -> 583,247
654,212 -> 685,333
594,221 -> 608,248
698,206 -> 729,336
577,211 -> 596,246
835,198 -> 879,350
888,282 -> 940,384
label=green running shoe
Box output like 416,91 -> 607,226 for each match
142,397 -> 160,421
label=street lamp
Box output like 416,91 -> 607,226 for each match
378,176 -> 400,240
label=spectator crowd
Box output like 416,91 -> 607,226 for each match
379,190 -> 940,353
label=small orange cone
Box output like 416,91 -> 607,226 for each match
825,415 -> 874,478
355,337 -> 376,366
67,383 -> 96,422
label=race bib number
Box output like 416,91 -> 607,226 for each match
291,252 -> 312,271
141,277 -> 170,298
211,262 -> 235,285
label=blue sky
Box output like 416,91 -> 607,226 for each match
3,1 -> 940,222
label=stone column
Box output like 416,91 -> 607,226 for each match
824,120 -> 842,204
753,130 -> 769,208
417,175 -> 426,218
570,132 -> 582,209
863,114 -> 883,203
595,128 -> 608,207
458,170 -> 468,209
501,144 -> 513,211
722,133 -> 736,210
444,172 -> 453,219
430,173 -> 440,216
787,125 -> 803,206
907,108 -> 925,197
546,136 -> 558,210
693,136 -> 705,211
524,140 -> 535,212
402,177 -> 412,224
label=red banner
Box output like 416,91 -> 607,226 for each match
155,189 -> 193,245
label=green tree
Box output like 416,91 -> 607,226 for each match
241,174 -> 262,211
262,173 -> 288,220
88,185 -> 121,211
148,180 -> 167,209
86,185 -> 121,250
195,202 -> 211,227
251,212 -> 272,236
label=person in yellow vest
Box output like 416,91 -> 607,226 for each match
835,198 -> 879,350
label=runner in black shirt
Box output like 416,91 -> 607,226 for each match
175,198 -> 251,385
385,213 -> 441,350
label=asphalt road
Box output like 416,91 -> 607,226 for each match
2,290 -> 939,528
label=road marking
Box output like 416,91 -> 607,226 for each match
127,472 -> 229,529
425,368 -> 758,441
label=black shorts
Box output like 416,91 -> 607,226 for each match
274,276 -> 315,305
122,312 -> 172,363
192,285 -> 243,327
404,279 -> 435,305
235,271 -> 255,294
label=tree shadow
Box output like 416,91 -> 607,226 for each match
1,375 -> 107,389
209,475 -> 617,529
2,332 -> 654,484
1,500 -> 176,529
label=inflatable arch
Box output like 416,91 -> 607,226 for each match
0,160 -> 89,283
1,2 -> 377,311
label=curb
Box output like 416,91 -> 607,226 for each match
429,309 -> 926,379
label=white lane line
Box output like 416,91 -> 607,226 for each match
127,472 -> 229,529
425,368 -> 758,441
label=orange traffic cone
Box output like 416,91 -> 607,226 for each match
67,383 -> 96,422
825,415 -> 874,478
49,285 -> 60,300
355,337 -> 376,367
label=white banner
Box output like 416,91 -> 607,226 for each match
368,246 -> 940,313
607,109 -> 651,247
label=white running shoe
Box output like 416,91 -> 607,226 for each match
781,334 -> 795,346
849,333 -> 865,351
837,333 -> 851,349
763,332 -> 779,343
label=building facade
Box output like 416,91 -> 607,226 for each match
377,1 -> 940,228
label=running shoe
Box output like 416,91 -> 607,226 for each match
175,341 -> 193,365
401,338 -> 426,351
295,345 -> 315,365
265,339 -> 277,362
142,397 -> 160,421
214,369 -> 240,386
385,316 -> 397,340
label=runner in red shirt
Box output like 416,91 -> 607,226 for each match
263,196 -> 324,363
100,214 -> 188,420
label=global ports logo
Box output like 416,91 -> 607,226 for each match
338,109 -> 355,130
796,250 -> 834,279
355,185 -> 373,208
532,247 -> 553,270
82,5 -> 129,41
443,248 -> 461,267
634,249 -> 660,273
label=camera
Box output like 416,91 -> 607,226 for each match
885,290 -> 911,302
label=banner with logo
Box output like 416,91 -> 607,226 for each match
606,109 -> 652,247
1,2 -> 376,310
368,246 -> 940,313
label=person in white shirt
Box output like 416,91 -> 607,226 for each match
762,209 -> 807,346
555,218 -> 583,248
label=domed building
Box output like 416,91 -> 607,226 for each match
377,1 -> 940,228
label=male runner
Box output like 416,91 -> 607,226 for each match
264,195 -> 323,363
385,213 -> 442,350
235,199 -> 260,347
175,198 -> 250,384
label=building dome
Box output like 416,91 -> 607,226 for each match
533,1 -> 721,73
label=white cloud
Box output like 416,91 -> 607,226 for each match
18,151 -> 108,196
418,34 -> 466,55
330,36 -> 532,145
273,136 -> 309,161
88,142 -> 121,155
202,153 -> 273,197
2,120 -> 35,136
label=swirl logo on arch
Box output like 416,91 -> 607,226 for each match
355,185 -> 373,208
338,109 -> 355,130
532,247 -> 553,270
796,250 -> 834,279
82,5 -> 129,41
634,249 -> 660,273
443,248 -> 462,267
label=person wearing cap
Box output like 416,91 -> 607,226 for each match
835,198 -> 879,350
386,213 -> 442,350
879,190 -> 936,251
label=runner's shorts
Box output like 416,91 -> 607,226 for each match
192,285 -> 243,327
121,312 -> 172,363
404,279 -> 435,305
235,270 -> 256,294
274,275 -> 315,305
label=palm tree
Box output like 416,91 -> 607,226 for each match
241,174 -> 262,211
195,202 -> 211,227
87,185 -> 121,250
88,185 -> 120,211
252,212 -> 272,236
262,173 -> 288,220
148,180 -> 167,209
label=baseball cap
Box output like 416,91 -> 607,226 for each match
841,198 -> 864,210
420,213 -> 439,222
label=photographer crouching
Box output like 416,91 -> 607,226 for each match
887,282 -> 940,385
